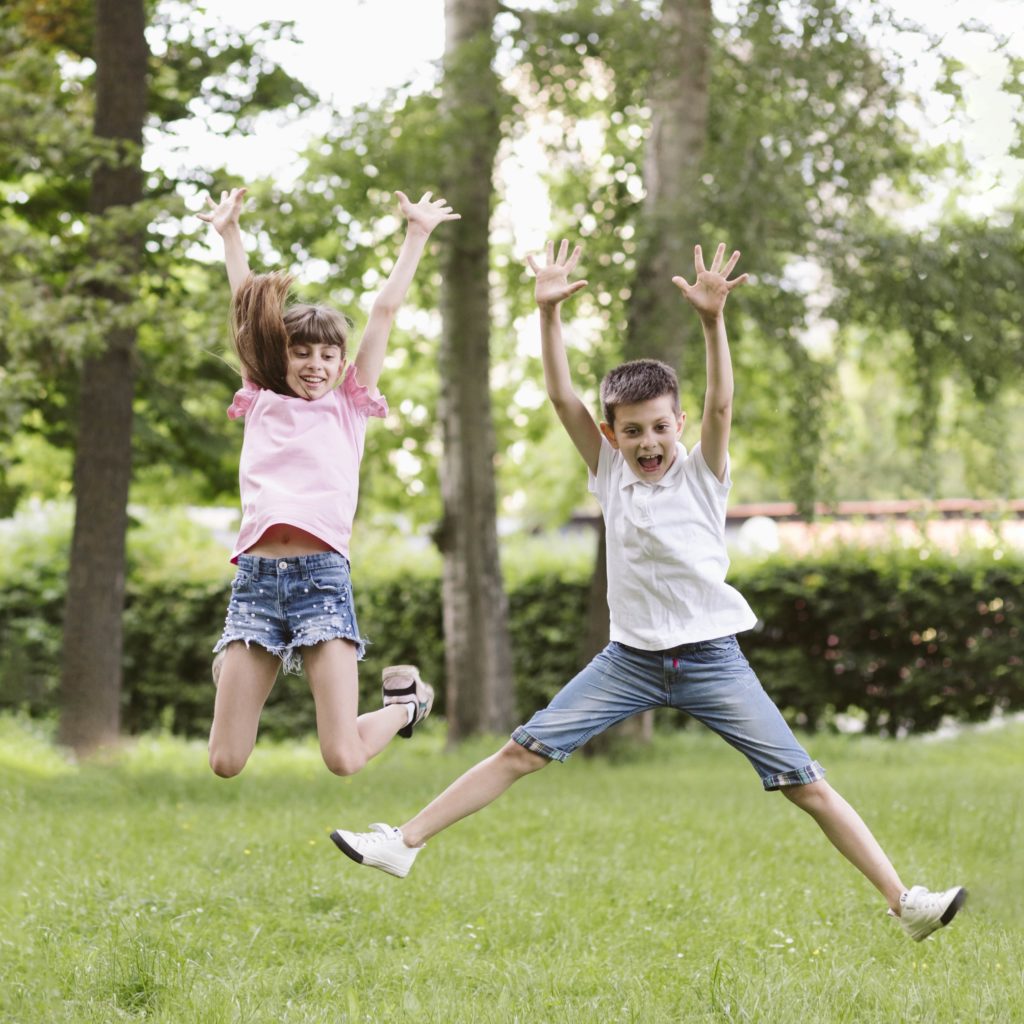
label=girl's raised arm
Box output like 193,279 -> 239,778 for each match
197,187 -> 251,298
353,190 -> 460,393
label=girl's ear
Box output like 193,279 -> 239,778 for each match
599,421 -> 619,448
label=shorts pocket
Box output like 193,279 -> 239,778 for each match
310,570 -> 347,594
230,571 -> 253,591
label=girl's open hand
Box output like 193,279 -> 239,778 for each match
672,243 -> 748,320
197,187 -> 248,235
527,239 -> 589,309
397,190 -> 461,235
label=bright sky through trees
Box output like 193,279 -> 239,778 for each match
157,0 -> 1023,226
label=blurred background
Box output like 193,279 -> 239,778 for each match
1,0 -> 1021,754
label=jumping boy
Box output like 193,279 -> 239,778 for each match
331,239 -> 966,942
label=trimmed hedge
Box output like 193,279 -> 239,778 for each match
1,510 -> 1021,737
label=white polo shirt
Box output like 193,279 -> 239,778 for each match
589,436 -> 757,650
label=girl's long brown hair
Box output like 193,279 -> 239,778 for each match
231,272 -> 351,395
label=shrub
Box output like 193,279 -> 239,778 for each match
1,508 -> 1020,737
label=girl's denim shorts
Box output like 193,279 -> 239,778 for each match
213,552 -> 367,675
512,635 -> 825,791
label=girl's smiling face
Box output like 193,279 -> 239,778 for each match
600,394 -> 685,482
285,341 -> 344,399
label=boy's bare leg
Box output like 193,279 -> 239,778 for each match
399,740 -> 549,846
782,780 -> 906,913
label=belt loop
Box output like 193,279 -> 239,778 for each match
300,556 -> 312,581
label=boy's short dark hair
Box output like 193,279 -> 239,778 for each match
600,359 -> 680,425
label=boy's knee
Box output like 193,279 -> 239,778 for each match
781,779 -> 832,812
498,739 -> 550,776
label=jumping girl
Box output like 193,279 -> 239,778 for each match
197,186 -> 457,778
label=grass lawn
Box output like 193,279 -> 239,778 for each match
1,714 -> 1021,1023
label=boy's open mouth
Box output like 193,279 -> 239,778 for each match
637,454 -> 663,472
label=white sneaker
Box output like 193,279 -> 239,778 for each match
896,885 -> 967,941
381,665 -> 434,739
330,823 -> 422,878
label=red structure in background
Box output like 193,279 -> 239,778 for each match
726,499 -> 1024,556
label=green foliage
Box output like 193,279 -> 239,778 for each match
0,3 -> 315,511
1,509 -> 1020,737
829,210 -> 1024,494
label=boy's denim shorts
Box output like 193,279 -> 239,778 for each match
213,552 -> 367,675
512,635 -> 825,791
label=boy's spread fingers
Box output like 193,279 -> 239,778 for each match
557,239 -> 569,263
694,244 -> 706,273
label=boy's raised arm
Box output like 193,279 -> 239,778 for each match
354,190 -> 460,393
197,187 -> 251,298
526,240 -> 602,476
672,243 -> 748,483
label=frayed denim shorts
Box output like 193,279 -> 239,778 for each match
213,552 -> 367,675
512,635 -> 825,791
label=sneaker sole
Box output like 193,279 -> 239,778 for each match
941,887 -> 968,926
330,830 -> 364,865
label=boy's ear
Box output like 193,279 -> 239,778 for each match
599,421 -> 619,448
676,411 -> 686,435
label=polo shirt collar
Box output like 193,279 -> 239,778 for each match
619,441 -> 688,490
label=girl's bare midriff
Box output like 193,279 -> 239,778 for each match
246,523 -> 335,557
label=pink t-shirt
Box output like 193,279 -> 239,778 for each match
227,366 -> 388,562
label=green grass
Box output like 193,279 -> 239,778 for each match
1,715 -> 1022,1023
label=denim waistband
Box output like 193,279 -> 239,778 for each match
235,551 -> 348,579
615,634 -> 736,657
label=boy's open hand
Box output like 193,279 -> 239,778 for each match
527,239 -> 589,309
672,243 -> 748,321
397,190 -> 461,235
197,187 -> 247,235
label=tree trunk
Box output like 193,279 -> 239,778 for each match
584,0 -> 712,752
625,0 -> 711,367
57,0 -> 147,754
436,0 -> 514,741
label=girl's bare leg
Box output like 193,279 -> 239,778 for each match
208,642 -> 280,777
304,639 -> 408,776
400,740 -> 549,846
782,779 -> 906,913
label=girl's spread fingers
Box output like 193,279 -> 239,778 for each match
557,239 -> 569,263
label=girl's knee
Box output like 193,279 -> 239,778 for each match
321,747 -> 368,777
209,747 -> 248,778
